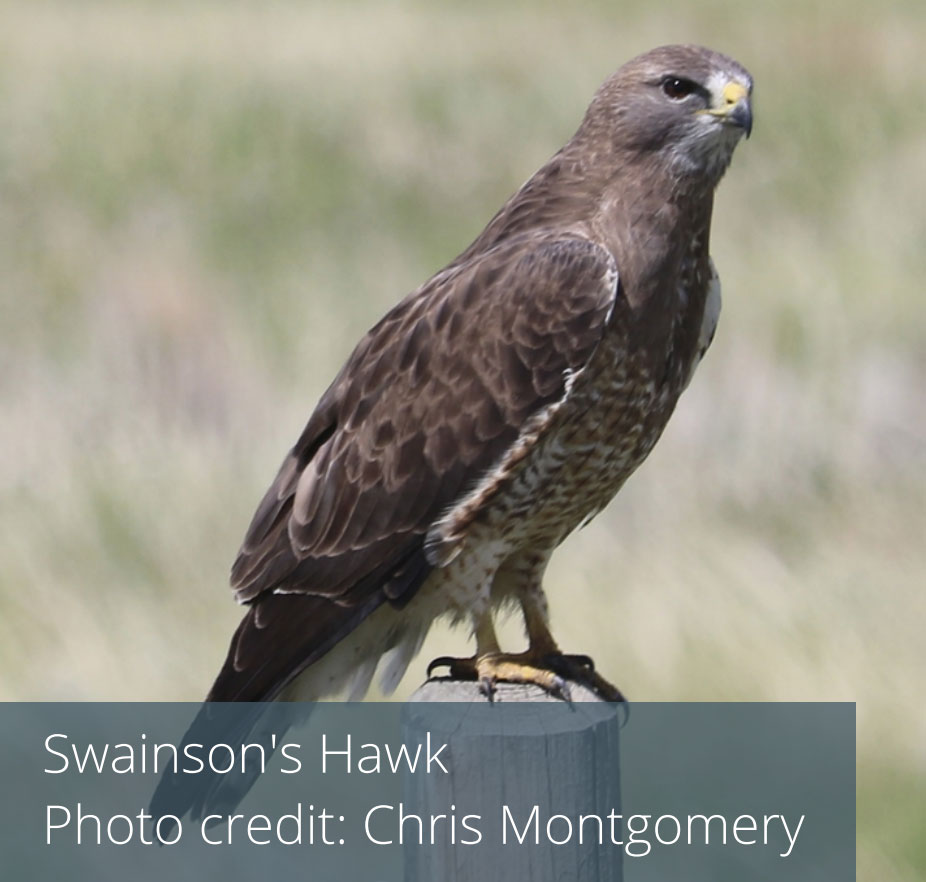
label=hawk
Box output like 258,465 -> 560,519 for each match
208,44 -> 752,706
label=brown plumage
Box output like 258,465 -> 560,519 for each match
207,44 -> 753,706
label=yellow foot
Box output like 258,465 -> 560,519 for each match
427,651 -> 625,703
427,652 -> 569,700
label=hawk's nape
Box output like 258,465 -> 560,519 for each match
154,43 -> 752,825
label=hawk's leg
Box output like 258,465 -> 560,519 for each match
519,588 -> 626,703
427,609 -> 571,701
427,593 -> 624,702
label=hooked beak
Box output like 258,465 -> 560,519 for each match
706,80 -> 753,138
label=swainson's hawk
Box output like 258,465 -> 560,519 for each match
208,44 -> 752,705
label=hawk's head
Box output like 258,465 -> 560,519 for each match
583,44 -> 753,187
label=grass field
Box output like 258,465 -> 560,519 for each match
1,1 -> 924,876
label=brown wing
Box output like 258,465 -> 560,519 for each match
214,233 -> 619,700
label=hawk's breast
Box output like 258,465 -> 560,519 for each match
473,262 -> 717,549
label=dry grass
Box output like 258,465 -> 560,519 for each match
1,1 -> 924,875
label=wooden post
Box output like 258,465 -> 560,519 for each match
402,679 -> 622,881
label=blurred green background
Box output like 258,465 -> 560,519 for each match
1,0 -> 923,875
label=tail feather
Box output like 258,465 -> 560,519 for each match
150,594 -> 382,828
149,702 -> 284,832
151,539 -> 435,829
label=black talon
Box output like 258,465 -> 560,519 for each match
427,656 -> 454,678
479,677 -> 497,702
552,675 -> 573,704
428,656 -> 477,679
617,701 -> 631,727
587,674 -> 626,705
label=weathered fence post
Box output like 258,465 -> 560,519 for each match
402,679 -> 623,881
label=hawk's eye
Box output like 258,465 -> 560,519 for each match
661,77 -> 698,100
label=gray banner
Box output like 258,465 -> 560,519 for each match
0,702 -> 854,881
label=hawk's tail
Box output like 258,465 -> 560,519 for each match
150,591 -> 430,830
149,594 -> 378,831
